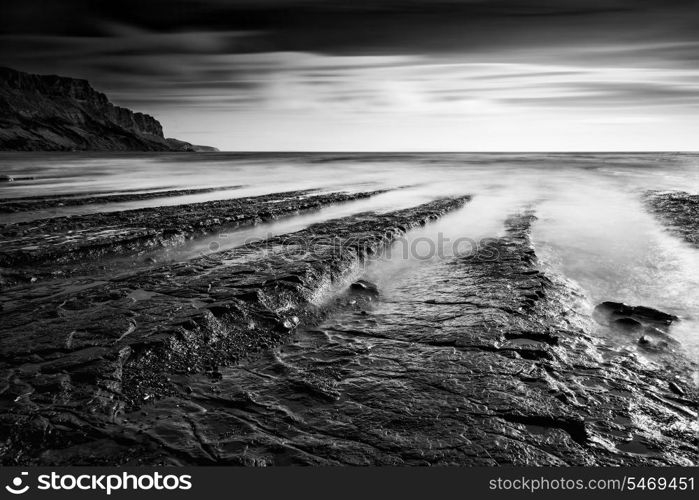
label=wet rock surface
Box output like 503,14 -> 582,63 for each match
140,211 -> 692,466
0,189 -> 384,269
2,200 -> 695,466
0,197 -> 471,464
349,279 -> 380,297
594,302 -> 678,328
644,191 -> 699,248
0,185 -> 243,213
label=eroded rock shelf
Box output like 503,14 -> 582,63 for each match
0,196 -> 471,464
0,189 -> 385,269
0,189 -> 696,466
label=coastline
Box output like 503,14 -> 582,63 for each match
0,183 -> 697,465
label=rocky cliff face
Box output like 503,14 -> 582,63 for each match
0,67 -> 215,152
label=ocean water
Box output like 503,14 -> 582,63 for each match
1,152 -> 698,361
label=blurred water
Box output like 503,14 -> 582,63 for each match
1,152 -> 698,358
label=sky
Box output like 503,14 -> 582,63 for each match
1,0 -> 699,151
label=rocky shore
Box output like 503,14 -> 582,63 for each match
0,189 -> 385,271
644,191 -> 699,248
0,188 -> 696,466
0,185 -> 243,214
132,210 -> 693,466
0,196 -> 470,464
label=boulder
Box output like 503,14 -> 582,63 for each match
593,301 -> 678,328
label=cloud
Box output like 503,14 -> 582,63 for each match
1,0 -> 698,149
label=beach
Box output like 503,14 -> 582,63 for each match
0,152 -> 697,465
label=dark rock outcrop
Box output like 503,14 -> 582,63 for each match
0,67 -> 215,152
349,279 -> 380,296
644,191 -> 699,248
593,301 -> 678,328
0,197 -> 470,465
1,200 -> 696,466
0,185 -> 242,214
0,189 -> 387,269
189,211 -> 695,465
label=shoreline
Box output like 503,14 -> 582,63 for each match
0,185 -> 244,213
0,187 -> 696,465
0,189 -> 387,270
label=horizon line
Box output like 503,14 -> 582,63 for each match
2,150 -> 697,154
186,150 -> 699,154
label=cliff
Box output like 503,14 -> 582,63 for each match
0,67 -> 216,152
